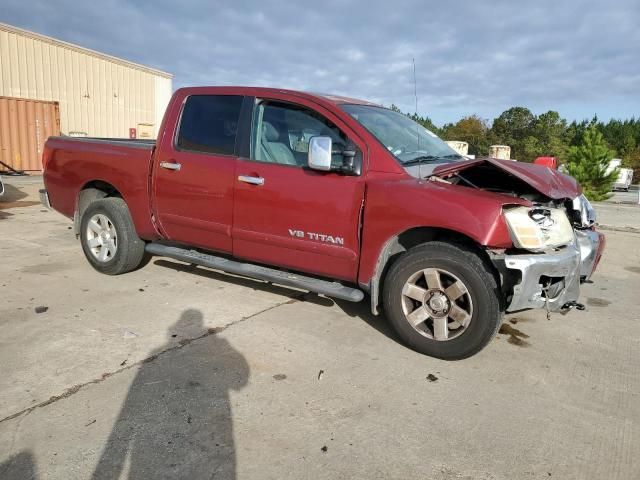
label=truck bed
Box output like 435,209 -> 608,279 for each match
43,136 -> 159,239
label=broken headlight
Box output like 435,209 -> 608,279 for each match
570,194 -> 596,228
504,206 -> 574,251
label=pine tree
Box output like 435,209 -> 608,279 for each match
564,127 -> 618,201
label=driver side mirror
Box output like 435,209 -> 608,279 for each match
308,136 -> 332,171
308,136 -> 362,175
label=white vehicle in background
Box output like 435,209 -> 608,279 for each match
607,159 -> 634,191
614,168 -> 634,191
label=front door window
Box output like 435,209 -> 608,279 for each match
250,102 -> 349,168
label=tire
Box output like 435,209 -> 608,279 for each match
80,197 -> 147,275
382,242 -> 502,360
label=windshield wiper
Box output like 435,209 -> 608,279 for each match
402,155 -> 440,166
402,154 -> 463,166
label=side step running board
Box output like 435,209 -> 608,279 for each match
145,243 -> 365,303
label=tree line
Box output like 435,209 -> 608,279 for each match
391,104 -> 640,178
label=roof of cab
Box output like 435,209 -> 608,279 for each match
309,92 -> 382,106
175,86 -> 382,107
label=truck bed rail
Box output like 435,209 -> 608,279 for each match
47,136 -> 155,150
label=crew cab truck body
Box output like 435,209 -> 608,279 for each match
41,87 -> 605,359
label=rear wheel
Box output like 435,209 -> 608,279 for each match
80,197 -> 146,275
382,242 -> 502,360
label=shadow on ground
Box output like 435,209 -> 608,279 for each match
91,309 -> 249,479
0,182 -> 38,219
0,450 -> 38,480
154,259 -> 335,307
153,259 -> 528,353
155,259 -> 401,344
0,182 -> 29,203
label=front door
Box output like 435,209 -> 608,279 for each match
153,93 -> 244,253
232,97 -> 366,281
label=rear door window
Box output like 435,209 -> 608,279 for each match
177,95 -> 243,155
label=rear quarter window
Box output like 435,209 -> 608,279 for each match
176,95 -> 243,155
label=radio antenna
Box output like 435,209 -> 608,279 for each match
413,57 -> 418,116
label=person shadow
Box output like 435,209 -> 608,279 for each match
0,450 -> 38,480
92,309 -> 249,480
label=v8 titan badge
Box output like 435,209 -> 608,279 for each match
289,229 -> 345,245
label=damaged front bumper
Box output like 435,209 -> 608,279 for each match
575,229 -> 605,280
492,229 -> 604,313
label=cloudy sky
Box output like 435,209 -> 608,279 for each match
2,0 -> 639,125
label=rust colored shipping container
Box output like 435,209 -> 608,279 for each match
0,96 -> 60,172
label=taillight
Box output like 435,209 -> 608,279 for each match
42,143 -> 53,170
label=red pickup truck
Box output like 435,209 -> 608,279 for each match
40,87 -> 604,359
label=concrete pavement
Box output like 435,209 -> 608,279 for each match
606,185 -> 639,206
1,176 -> 639,479
593,202 -> 640,233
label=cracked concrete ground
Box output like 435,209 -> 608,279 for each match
1,176 -> 639,479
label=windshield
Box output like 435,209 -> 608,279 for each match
341,104 -> 464,165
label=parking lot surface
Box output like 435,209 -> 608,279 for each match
1,177 -> 639,479
606,185 -> 639,206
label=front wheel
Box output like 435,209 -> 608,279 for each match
382,242 -> 502,360
80,197 -> 147,275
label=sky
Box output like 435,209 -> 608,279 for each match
2,0 -> 639,126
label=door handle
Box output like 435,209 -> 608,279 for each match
160,161 -> 181,171
238,175 -> 264,186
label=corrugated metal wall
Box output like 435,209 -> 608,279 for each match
0,97 -> 60,171
0,23 -> 172,147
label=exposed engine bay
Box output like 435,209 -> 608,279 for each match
425,159 -> 593,231
444,163 -> 548,202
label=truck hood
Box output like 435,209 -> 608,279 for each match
427,157 -> 581,200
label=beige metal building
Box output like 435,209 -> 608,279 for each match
0,22 -> 172,172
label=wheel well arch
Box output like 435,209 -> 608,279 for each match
80,180 -> 123,197
367,226 -> 500,315
74,180 -> 124,234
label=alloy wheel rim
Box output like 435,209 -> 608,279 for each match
86,213 -> 118,262
401,267 -> 473,341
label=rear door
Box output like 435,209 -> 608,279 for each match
153,93 -> 244,253
232,96 -> 366,282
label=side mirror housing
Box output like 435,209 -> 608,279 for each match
308,136 -> 333,171
308,136 -> 362,175
340,141 -> 362,176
